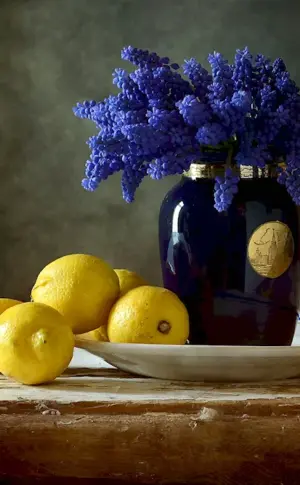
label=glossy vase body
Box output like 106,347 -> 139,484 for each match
159,174 -> 300,345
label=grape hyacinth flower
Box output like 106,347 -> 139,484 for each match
182,58 -> 212,98
73,100 -> 96,119
232,47 -> 253,91
121,46 -> 170,69
196,122 -> 228,146
208,52 -> 234,101
278,166 -> 300,204
214,168 -> 240,212
176,95 -> 211,127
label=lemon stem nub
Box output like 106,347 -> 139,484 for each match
158,321 -> 171,334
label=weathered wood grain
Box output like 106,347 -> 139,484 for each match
2,368 -> 300,404
1,369 -> 300,484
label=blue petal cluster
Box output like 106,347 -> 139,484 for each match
74,46 -> 300,210
176,95 -> 211,127
214,168 -> 240,212
182,58 -> 212,98
233,48 -> 253,90
278,166 -> 300,204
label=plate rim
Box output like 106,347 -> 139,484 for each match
75,337 -> 300,355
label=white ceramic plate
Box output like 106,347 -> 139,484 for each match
75,338 -> 300,382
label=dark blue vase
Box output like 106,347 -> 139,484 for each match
159,165 -> 300,345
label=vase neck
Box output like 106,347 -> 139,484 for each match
184,163 -> 278,180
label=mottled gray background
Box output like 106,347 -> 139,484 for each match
1,0 -> 300,300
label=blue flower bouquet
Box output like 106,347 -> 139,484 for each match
74,46 -> 300,212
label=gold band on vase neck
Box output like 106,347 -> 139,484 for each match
184,163 -> 279,180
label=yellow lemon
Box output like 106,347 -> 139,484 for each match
0,298 -> 22,314
114,269 -> 147,297
78,269 -> 147,341
31,254 -> 120,334
107,286 -> 189,344
0,302 -> 74,385
79,325 -> 109,342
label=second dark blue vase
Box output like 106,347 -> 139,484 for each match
159,165 -> 300,345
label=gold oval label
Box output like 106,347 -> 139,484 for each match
248,221 -> 294,279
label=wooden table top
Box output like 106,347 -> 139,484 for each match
1,367 -> 300,484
